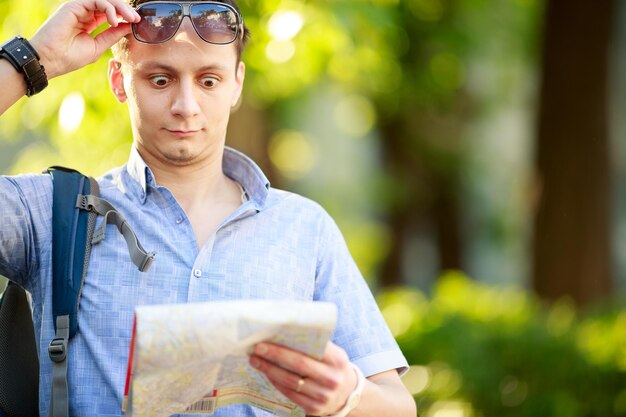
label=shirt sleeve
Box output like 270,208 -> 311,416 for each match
0,174 -> 52,291
313,211 -> 409,377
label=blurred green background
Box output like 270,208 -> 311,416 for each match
2,0 -> 626,415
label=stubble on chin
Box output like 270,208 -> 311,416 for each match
161,149 -> 198,166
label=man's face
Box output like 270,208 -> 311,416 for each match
109,19 -> 245,168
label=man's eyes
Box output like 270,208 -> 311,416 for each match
147,75 -> 219,88
201,76 -> 219,88
149,75 -> 170,87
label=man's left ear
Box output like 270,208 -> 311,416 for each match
232,61 -> 246,107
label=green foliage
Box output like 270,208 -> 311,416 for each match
379,273 -> 626,417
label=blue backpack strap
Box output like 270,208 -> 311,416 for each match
46,166 -> 156,417
48,167 -> 94,339
47,167 -> 96,417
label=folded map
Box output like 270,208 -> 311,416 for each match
122,300 -> 337,417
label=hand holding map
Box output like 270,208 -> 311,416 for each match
123,300 -> 337,417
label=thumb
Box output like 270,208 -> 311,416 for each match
321,341 -> 350,367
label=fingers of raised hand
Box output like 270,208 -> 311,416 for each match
85,0 -> 140,27
93,23 -> 132,53
29,0 -> 136,78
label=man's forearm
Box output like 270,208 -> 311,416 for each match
350,371 -> 416,417
0,59 -> 28,116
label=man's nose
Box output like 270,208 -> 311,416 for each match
170,80 -> 201,118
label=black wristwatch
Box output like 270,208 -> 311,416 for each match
0,36 -> 48,96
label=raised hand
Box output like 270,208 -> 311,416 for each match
29,0 -> 140,79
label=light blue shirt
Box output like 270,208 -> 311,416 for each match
0,147 -> 408,417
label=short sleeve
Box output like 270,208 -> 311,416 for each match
0,174 -> 52,291
313,211 -> 408,377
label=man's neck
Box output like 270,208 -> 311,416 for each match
154,157 -> 231,206
136,146 -> 244,247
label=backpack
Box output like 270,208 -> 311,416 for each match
0,167 -> 156,417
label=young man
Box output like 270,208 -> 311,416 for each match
0,0 -> 416,416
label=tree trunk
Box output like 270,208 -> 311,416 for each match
378,115 -> 464,288
378,118 -> 415,288
532,0 -> 615,306
227,101 -> 277,184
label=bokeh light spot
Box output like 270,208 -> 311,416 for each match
381,302 -> 414,337
500,376 -> 528,407
268,130 -> 317,180
58,92 -> 85,133
428,364 -> 462,397
268,11 -> 304,41
265,40 -> 296,63
334,95 -> 376,137
546,299 -> 576,337
427,401 -> 474,417
403,365 -> 431,395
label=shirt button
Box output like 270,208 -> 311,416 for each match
176,217 -> 184,224
193,269 -> 202,278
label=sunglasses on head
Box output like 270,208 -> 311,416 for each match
132,1 -> 242,44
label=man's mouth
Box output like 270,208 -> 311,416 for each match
164,129 -> 201,138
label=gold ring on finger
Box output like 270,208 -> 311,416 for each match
296,378 -> 305,393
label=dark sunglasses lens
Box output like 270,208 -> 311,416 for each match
191,4 -> 238,44
134,4 -> 183,43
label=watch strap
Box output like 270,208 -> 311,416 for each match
0,36 -> 48,96
323,363 -> 365,417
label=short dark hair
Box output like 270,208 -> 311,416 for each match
112,0 -> 251,63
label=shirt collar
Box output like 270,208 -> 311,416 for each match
125,146 -> 270,208
222,147 -> 270,209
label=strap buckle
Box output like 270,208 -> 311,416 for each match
75,194 -> 89,211
48,337 -> 67,363
140,252 -> 156,272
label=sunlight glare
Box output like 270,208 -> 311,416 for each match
58,92 -> 85,133
268,11 -> 304,41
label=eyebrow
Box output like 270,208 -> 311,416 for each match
137,62 -> 231,73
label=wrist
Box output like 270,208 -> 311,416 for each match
27,36 -> 52,77
28,34 -> 61,80
324,363 -> 365,417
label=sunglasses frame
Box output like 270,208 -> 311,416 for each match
132,1 -> 243,45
